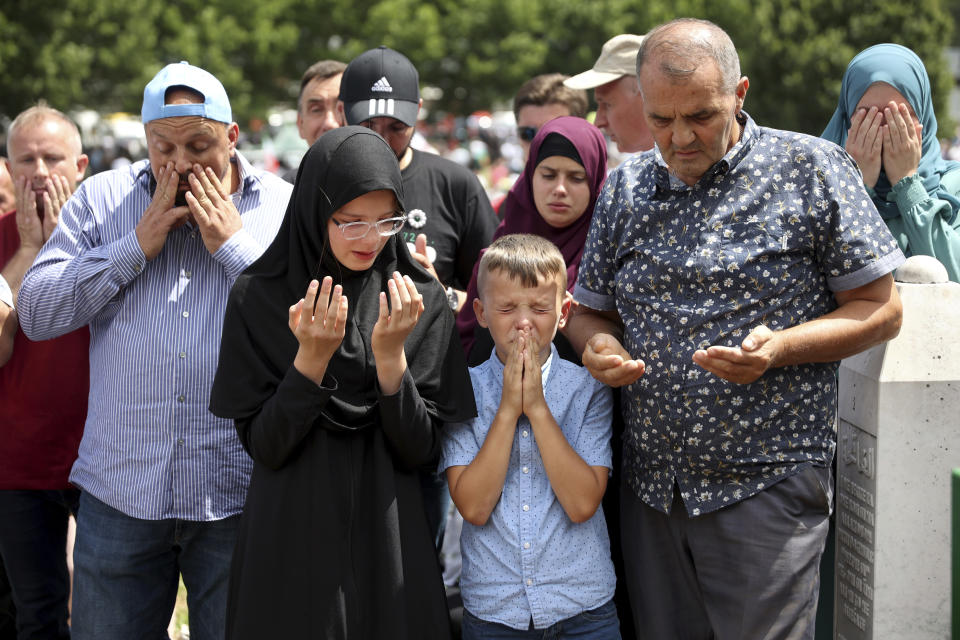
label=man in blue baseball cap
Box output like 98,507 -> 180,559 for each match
18,61 -> 293,640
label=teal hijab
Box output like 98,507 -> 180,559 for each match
822,43 -> 960,221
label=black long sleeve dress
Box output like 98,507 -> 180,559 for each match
226,368 -> 452,639
210,127 -> 476,640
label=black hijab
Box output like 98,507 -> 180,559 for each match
210,127 -> 474,429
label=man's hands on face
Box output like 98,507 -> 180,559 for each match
135,162 -> 190,261
14,174 -> 75,251
185,164 -> 242,255
40,174 -> 72,240
14,175 -> 43,252
136,162 -> 242,262
692,324 -> 779,385
582,332 -> 644,387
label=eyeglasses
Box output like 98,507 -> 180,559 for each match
517,126 -> 538,142
332,214 -> 407,240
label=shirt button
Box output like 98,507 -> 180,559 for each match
133,264 -> 142,273
522,466 -> 529,474
523,541 -> 530,549
522,430 -> 528,438
184,270 -> 192,278
177,438 -> 184,445
522,504 -> 530,512
177,395 -> 185,403
179,352 -> 186,359
526,579 -> 533,586
182,310 -> 189,318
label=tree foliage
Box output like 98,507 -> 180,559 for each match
0,0 -> 954,136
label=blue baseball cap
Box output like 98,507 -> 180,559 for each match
141,61 -> 232,125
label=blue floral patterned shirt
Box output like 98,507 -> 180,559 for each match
574,113 -> 904,516
440,345 -> 616,629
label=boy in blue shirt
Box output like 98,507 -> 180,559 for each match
440,234 -> 619,639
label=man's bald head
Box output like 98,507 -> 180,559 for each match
636,19 -> 741,96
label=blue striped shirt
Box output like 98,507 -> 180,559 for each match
18,153 -> 292,521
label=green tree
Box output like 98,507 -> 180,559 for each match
0,0 -> 954,137
0,0 -> 302,124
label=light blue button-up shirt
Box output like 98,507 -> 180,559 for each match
18,153 -> 292,521
440,345 -> 616,629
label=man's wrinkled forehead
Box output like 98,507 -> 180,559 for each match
146,114 -> 225,138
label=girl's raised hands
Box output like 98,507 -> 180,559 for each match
290,276 -> 348,384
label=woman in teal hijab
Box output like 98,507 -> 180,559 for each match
823,43 -> 960,282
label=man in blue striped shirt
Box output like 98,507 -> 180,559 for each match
18,62 -> 293,640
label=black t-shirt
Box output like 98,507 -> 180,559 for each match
399,149 -> 497,289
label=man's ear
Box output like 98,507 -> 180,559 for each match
75,154 -> 89,181
473,297 -> 488,328
735,76 -> 749,114
226,123 -> 240,152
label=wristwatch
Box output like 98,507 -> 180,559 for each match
445,286 -> 459,311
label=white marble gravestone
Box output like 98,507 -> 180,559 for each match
835,256 -> 960,639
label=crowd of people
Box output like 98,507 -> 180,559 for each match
0,15 -> 957,640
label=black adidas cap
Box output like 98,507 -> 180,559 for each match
339,46 -> 421,127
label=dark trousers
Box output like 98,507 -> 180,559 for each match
0,489 -> 80,640
621,466 -> 832,640
462,599 -> 620,639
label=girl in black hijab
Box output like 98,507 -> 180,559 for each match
210,127 -> 475,640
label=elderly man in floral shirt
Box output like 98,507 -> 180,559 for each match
566,18 -> 904,640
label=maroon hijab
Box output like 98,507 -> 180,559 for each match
457,116 -> 607,357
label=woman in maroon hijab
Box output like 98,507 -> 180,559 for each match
457,116 -> 607,365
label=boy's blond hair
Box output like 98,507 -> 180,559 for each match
476,234 -> 567,297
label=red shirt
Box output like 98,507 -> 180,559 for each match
0,209 -> 89,489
